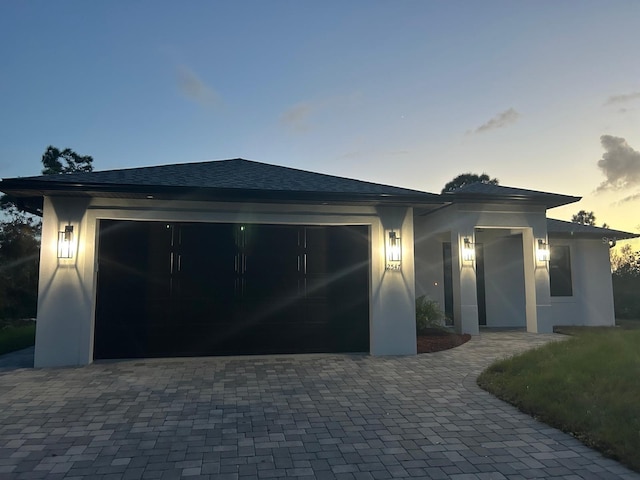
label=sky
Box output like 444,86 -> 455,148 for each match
1,1 -> 639,243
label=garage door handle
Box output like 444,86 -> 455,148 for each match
234,254 -> 247,273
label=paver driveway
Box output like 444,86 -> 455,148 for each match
0,331 -> 638,480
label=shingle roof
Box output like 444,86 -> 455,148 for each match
547,218 -> 639,239
444,182 -> 580,208
0,158 -> 441,204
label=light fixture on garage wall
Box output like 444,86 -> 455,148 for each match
386,230 -> 402,271
462,237 -> 475,263
536,239 -> 550,262
57,225 -> 74,259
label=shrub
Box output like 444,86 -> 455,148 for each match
416,295 -> 445,334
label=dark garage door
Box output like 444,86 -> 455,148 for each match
94,221 -> 369,359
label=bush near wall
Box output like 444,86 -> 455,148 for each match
415,295 -> 445,333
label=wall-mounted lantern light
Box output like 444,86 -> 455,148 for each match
462,237 -> 475,263
58,225 -> 74,258
386,230 -> 401,271
536,239 -> 550,262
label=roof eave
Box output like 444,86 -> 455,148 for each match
548,228 -> 639,240
443,192 -> 581,209
0,180 -> 444,207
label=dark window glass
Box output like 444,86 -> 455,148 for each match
442,243 -> 454,324
550,245 -> 573,297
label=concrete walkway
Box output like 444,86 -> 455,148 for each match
0,332 -> 637,479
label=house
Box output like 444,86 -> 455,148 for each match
1,158 -> 636,367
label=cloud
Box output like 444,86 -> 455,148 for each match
617,192 -> 640,204
471,108 -> 520,134
596,135 -> 640,191
176,66 -> 221,108
280,102 -> 314,132
279,92 -> 364,133
604,91 -> 640,106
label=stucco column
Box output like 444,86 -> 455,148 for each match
522,227 -> 553,333
35,197 -> 94,367
451,230 -> 479,335
370,206 -> 417,355
534,236 -> 553,333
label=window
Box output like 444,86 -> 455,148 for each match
550,245 -> 572,296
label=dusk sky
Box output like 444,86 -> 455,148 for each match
1,1 -> 639,243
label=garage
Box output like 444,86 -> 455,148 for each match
94,220 -> 370,359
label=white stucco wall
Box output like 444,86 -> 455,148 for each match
35,198 -> 96,368
372,206 -> 417,356
549,237 -> 615,327
34,196 -> 417,367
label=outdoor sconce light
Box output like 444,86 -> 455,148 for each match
57,225 -> 74,259
462,237 -> 475,263
386,230 -> 402,271
536,239 -> 550,262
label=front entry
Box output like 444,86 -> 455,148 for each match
94,221 -> 370,359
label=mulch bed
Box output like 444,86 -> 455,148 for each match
417,328 -> 471,353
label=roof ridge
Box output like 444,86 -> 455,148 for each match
31,157 -> 247,179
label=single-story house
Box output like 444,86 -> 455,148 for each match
1,158 -> 637,367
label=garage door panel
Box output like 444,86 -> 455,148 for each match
95,221 -> 369,359
94,221 -> 173,359
243,225 -> 300,301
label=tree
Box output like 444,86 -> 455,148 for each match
0,207 -> 41,319
441,173 -> 499,194
611,244 -> 640,319
0,145 -> 94,320
41,145 -> 93,175
1,146 -> 94,211
611,244 -> 640,275
570,210 -> 610,228
571,210 -> 596,226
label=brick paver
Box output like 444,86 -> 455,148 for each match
0,331 -> 638,479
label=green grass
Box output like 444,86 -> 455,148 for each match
0,322 -> 36,356
553,319 -> 640,336
616,318 -> 640,330
478,328 -> 640,472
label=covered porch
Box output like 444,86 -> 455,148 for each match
414,203 -> 554,335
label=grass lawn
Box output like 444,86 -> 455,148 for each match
0,320 -> 36,356
478,325 -> 640,472
616,318 -> 640,329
